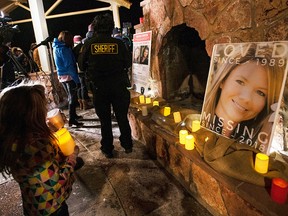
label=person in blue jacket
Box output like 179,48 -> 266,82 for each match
52,31 -> 83,127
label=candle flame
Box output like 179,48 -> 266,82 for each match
205,137 -> 209,142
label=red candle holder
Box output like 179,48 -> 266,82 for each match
271,178 -> 288,204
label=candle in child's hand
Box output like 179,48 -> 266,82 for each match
163,107 -> 171,116
179,130 -> 188,144
192,120 -> 201,132
139,95 -> 145,104
54,128 -> 76,156
271,178 -> 288,204
145,97 -> 151,104
185,135 -> 195,150
173,112 -> 181,123
254,153 -> 269,174
153,101 -> 159,106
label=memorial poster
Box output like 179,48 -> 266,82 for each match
131,31 -> 152,94
200,41 -> 288,154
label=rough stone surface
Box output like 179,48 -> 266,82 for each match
136,0 -> 288,99
191,164 -> 227,216
169,144 -> 191,183
129,107 -> 288,216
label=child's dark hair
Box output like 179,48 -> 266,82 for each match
0,84 -> 54,177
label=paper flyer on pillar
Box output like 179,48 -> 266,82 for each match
131,31 -> 152,95
200,41 -> 288,154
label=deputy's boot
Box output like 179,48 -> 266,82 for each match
78,99 -> 83,110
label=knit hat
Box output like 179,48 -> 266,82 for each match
73,35 -> 82,44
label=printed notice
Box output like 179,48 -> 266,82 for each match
200,41 -> 288,154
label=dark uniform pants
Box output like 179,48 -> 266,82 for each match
92,80 -> 132,153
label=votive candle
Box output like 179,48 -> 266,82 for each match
254,153 -> 269,174
163,107 -> 171,116
139,95 -> 145,104
271,178 -> 288,204
192,120 -> 201,132
54,128 -> 76,156
173,112 -> 181,123
153,101 -> 159,106
145,97 -> 151,104
185,135 -> 195,150
179,130 -> 188,145
142,106 -> 148,116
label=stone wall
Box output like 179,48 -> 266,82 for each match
129,109 -> 288,215
135,0 -> 288,98
132,1 -> 288,215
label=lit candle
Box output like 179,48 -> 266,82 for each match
192,120 -> 201,132
139,95 -> 145,104
179,130 -> 188,144
142,106 -> 148,116
185,134 -> 195,150
153,101 -> 159,106
47,108 -> 65,130
173,112 -> 182,123
145,97 -> 151,104
271,178 -> 288,204
163,107 -> 171,116
254,153 -> 269,174
54,128 -> 76,156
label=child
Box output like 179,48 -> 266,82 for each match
0,83 -> 78,215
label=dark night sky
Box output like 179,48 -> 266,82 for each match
9,0 -> 142,52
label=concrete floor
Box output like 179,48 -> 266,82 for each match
0,107 -> 212,216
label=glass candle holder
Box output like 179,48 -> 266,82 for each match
47,108 -> 65,130
179,130 -> 188,145
54,128 -> 76,156
254,153 -> 269,174
271,178 -> 288,204
185,134 -> 195,150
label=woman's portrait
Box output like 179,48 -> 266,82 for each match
140,46 -> 149,65
133,46 -> 141,64
201,42 -> 287,153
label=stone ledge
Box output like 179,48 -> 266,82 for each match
129,108 -> 288,216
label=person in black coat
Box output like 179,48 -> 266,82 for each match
78,13 -> 133,158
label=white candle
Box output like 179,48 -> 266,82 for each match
179,130 -> 188,144
142,106 -> 148,116
192,120 -> 201,132
185,135 -> 195,150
